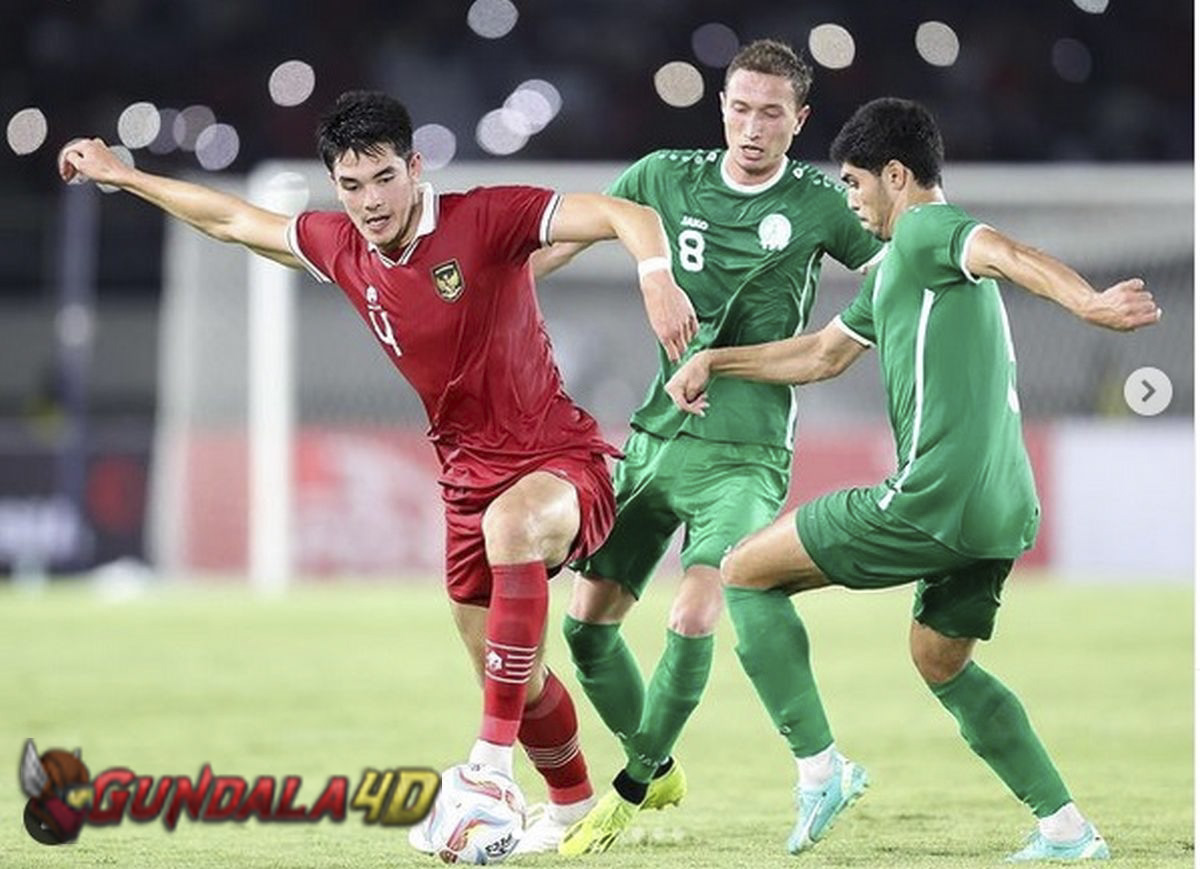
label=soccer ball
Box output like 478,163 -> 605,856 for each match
426,763 -> 526,864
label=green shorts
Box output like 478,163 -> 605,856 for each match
795,487 -> 1014,640
574,430 -> 789,597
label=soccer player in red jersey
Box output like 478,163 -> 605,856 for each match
59,90 -> 698,852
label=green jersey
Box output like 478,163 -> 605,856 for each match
609,149 -> 882,449
837,203 -> 1040,557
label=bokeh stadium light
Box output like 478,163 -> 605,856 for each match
1052,38 -> 1093,83
414,123 -> 457,171
504,81 -> 561,135
914,22 -> 960,68
268,60 -> 317,108
117,102 -> 160,150
808,23 -> 856,70
148,108 -> 180,155
195,124 -> 240,171
691,23 -> 740,69
6,107 -> 48,155
467,0 -> 518,39
654,62 -> 705,108
476,108 -> 528,156
173,105 -> 216,152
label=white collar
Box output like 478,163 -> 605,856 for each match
719,152 -> 790,194
370,182 -> 438,267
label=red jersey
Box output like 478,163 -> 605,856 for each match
286,183 -> 616,501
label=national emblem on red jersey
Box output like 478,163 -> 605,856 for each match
431,259 -> 465,302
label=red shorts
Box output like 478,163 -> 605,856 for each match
443,451 -> 616,607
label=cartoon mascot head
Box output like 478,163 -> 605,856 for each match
20,739 -> 92,844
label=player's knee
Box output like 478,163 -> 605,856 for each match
481,502 -> 539,562
668,590 -> 723,636
719,544 -> 752,588
910,643 -> 969,685
561,615 -> 617,668
561,616 -> 589,664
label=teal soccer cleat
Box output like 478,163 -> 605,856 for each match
786,753 -> 869,854
1006,823 -> 1110,862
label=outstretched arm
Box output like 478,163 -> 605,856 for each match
665,319 -> 868,415
58,138 -> 301,269
549,192 -> 698,361
530,241 -> 592,279
965,227 -> 1160,331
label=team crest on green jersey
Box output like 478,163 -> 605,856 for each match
431,260 -> 465,301
757,214 -> 792,251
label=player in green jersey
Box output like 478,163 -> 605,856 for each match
665,97 -> 1160,861
531,40 -> 883,855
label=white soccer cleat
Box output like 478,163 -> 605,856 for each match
515,798 -> 597,855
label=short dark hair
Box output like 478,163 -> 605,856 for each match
725,39 -> 813,107
317,90 -> 413,172
829,98 -> 944,188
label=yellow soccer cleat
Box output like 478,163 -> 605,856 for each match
642,762 -> 687,811
557,791 -> 640,856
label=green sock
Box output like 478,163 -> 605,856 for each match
625,630 -> 714,782
724,585 -> 833,757
930,661 -> 1071,817
562,615 -> 645,746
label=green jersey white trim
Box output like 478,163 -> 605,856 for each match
878,288 -> 935,510
607,148 -> 884,450
832,315 -> 874,348
719,153 -> 790,194
836,202 -> 1039,557
957,222 -> 990,284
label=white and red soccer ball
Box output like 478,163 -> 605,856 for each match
426,763 -> 526,865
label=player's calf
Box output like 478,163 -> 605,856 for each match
519,670 -> 592,806
472,562 -> 549,774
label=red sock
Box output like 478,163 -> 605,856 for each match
519,669 -> 593,805
480,561 -> 548,746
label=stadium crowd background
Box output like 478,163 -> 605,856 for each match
2,1 -> 1192,312
0,0 -> 1192,575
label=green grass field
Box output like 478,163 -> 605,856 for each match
0,576 -> 1191,868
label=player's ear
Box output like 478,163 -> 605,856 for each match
794,104 -> 811,134
407,150 -> 423,182
883,159 -> 907,191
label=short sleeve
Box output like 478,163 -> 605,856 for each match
605,152 -> 660,205
287,211 -> 356,283
948,220 -> 990,285
896,207 -> 986,289
471,185 -> 560,264
835,267 -> 878,347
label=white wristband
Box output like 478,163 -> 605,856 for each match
637,256 -> 671,280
